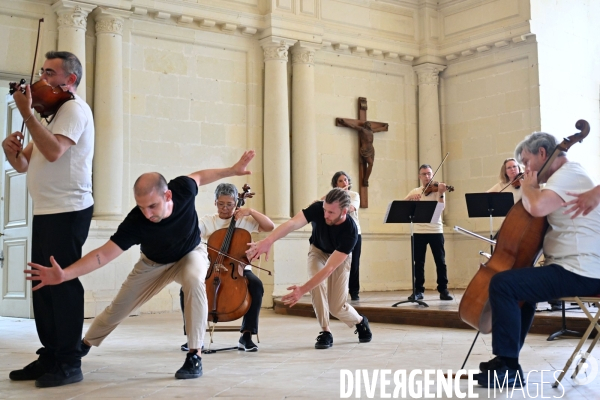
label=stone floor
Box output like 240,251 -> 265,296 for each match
1,302 -> 600,399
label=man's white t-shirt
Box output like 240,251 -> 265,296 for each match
199,213 -> 260,270
542,162 -> 600,279
404,187 -> 444,234
27,95 -> 94,215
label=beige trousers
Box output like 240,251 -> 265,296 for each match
85,245 -> 208,350
308,245 -> 361,329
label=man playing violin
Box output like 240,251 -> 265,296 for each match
476,132 -> 600,388
246,188 -> 373,349
404,165 -> 453,301
179,182 -> 274,352
23,151 -> 255,383
3,51 -> 94,388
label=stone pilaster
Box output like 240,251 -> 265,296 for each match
290,42 -> 319,214
92,8 -> 130,219
414,63 -> 446,172
260,37 -> 294,223
52,1 -> 96,101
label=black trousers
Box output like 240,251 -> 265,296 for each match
181,269 -> 264,335
348,235 -> 361,296
31,205 -> 93,368
412,233 -> 448,293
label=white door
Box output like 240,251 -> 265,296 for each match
0,86 -> 33,318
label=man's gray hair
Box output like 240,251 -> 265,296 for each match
214,183 -> 238,201
324,188 -> 351,209
45,51 -> 83,88
514,132 -> 563,163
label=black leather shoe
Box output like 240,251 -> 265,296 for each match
9,360 -> 46,381
350,293 -> 360,301
408,292 -> 424,301
35,364 -> 83,388
440,290 -> 453,301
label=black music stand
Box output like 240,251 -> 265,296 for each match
465,192 -> 514,253
385,200 -> 441,308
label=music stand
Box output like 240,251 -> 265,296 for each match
384,200 -> 442,308
465,192 -> 514,253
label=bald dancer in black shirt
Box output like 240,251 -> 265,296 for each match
25,151 -> 255,381
246,188 -> 373,349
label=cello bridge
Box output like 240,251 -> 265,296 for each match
214,263 -> 228,273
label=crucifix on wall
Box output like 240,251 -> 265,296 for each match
336,97 -> 389,208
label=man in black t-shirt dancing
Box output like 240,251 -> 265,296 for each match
25,151 -> 255,380
246,188 -> 373,349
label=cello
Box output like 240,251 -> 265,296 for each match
205,184 -> 254,323
459,119 -> 590,333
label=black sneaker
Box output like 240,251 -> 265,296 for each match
440,290 -> 453,301
238,332 -> 258,352
35,363 -> 83,388
479,356 -> 503,373
181,342 -> 189,352
315,331 -> 333,349
408,292 -> 424,301
175,350 -> 202,379
350,293 -> 360,301
475,358 -> 525,388
355,315 -> 373,343
9,360 -> 46,381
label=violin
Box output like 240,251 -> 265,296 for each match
459,119 -> 590,333
509,173 -> 524,189
9,78 -> 74,119
423,181 -> 455,196
205,184 -> 254,323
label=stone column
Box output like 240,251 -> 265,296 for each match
260,37 -> 294,223
414,63 -> 446,171
52,1 -> 96,101
290,42 -> 319,214
92,8 -> 130,219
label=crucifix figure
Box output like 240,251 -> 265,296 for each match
336,97 -> 389,208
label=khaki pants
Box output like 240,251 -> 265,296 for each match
308,245 -> 361,329
85,245 -> 208,350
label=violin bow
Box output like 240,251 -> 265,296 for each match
16,18 -> 44,159
422,152 -> 449,195
203,242 -> 272,276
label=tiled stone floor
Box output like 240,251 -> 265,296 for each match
1,298 -> 599,399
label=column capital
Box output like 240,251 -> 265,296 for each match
260,37 -> 295,62
290,42 -> 319,66
52,1 -> 96,30
414,63 -> 447,85
92,7 -> 131,36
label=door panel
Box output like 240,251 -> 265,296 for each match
0,90 -> 32,317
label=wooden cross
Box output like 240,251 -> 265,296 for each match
335,97 -> 389,208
